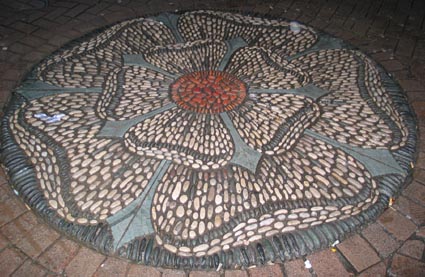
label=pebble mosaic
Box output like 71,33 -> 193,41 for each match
0,10 -> 417,269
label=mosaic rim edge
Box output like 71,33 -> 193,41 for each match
0,10 -> 418,270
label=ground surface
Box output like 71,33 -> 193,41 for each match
0,0 -> 425,276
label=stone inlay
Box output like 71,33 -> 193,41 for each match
0,10 -> 417,270
170,70 -> 247,114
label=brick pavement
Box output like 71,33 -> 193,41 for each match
0,0 -> 425,276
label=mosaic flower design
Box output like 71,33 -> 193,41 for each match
5,11 -> 413,262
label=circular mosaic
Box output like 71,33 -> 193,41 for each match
0,10 -> 417,269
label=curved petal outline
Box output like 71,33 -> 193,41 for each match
228,93 -> 320,155
292,49 -> 408,150
143,39 -> 228,76
36,18 -> 176,88
150,135 -> 379,257
124,106 -> 234,171
97,65 -> 174,121
178,10 -> 318,57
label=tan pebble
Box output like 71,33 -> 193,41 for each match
298,223 -> 309,229
58,195 -> 65,208
233,222 -> 246,232
172,182 -> 181,200
274,222 -> 284,229
288,220 -> 301,226
214,215 -> 222,227
330,211 -> 341,217
325,206 -> 338,211
77,217 -> 88,224
193,244 -> 209,253
248,235 -> 262,242
198,221 -> 205,234
81,200 -> 93,211
265,229 -> 279,237
303,217 -> 316,223
245,223 -> 258,231
220,237 -> 234,246
258,226 -> 273,233
49,200 -> 58,209
259,218 -> 275,226
66,214 -> 75,222
274,209 -> 288,215
164,244 -> 177,253
282,226 -> 296,232
195,251 -> 207,257
207,246 -> 221,255
179,246 -> 191,253
288,214 -> 298,219
107,189 -> 118,199
99,189 -> 108,198
210,239 -> 221,246
310,187 -> 321,198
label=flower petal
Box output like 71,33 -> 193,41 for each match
228,93 -> 320,155
178,10 -> 317,57
259,135 -> 378,203
225,47 -> 310,90
151,135 -> 379,256
124,107 -> 234,170
66,138 -> 161,223
143,40 -> 227,76
151,163 -> 265,256
36,18 -> 176,88
98,65 -> 173,120
23,93 -> 102,145
11,95 -> 161,225
292,49 -> 408,149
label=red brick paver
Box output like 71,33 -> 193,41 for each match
248,263 -> 284,277
126,264 -> 161,277
189,270 -> 221,277
404,181 -> 425,205
0,233 -> 9,251
11,259 -> 47,277
398,240 -> 425,260
162,269 -> 187,277
361,223 -> 400,258
389,254 -> 425,276
64,247 -> 105,277
337,235 -> 380,272
37,237 -> 80,274
417,226 -> 425,238
394,195 -> 425,225
358,261 -> 387,277
93,257 -> 129,277
284,259 -> 312,276
0,248 -> 26,276
224,269 -> 249,277
378,208 -> 417,241
308,250 -> 352,277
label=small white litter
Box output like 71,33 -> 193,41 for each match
331,240 -> 340,247
290,21 -> 301,34
34,113 -> 66,123
304,259 -> 312,269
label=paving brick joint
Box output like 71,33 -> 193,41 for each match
0,0 -> 424,276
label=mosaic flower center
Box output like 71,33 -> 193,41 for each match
170,71 -> 247,114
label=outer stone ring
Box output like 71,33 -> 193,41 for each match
0,10 -> 417,269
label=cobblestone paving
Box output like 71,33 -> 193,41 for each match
0,0 -> 425,276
